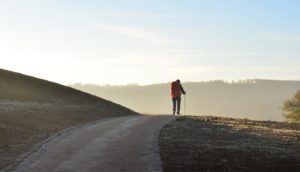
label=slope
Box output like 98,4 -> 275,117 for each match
0,69 -> 137,170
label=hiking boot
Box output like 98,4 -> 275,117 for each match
172,111 -> 175,115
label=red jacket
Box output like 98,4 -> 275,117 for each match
170,80 -> 185,98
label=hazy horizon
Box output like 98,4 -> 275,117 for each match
1,0 -> 300,85
72,79 -> 300,121
70,78 -> 300,86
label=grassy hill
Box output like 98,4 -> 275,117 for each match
0,69 -> 137,170
71,80 -> 300,121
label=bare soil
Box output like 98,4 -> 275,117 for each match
159,116 -> 300,172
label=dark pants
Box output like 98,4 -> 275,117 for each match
172,96 -> 181,114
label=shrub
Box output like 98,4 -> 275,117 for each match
283,90 -> 300,122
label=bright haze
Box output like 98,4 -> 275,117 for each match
1,0 -> 300,85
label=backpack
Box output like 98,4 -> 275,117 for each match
171,81 -> 181,98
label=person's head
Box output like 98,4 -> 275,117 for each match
176,79 -> 181,83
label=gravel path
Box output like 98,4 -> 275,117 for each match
11,115 -> 176,172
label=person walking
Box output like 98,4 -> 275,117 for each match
170,79 -> 186,115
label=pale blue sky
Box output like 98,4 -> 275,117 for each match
1,0 -> 300,85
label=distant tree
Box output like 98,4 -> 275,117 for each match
283,90 -> 300,122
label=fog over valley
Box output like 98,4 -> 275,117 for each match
71,79 -> 300,121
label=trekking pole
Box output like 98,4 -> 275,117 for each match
184,94 -> 186,115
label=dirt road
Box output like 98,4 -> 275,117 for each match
11,115 -> 176,172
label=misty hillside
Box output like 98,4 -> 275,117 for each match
71,80 -> 300,121
0,69 -> 137,170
